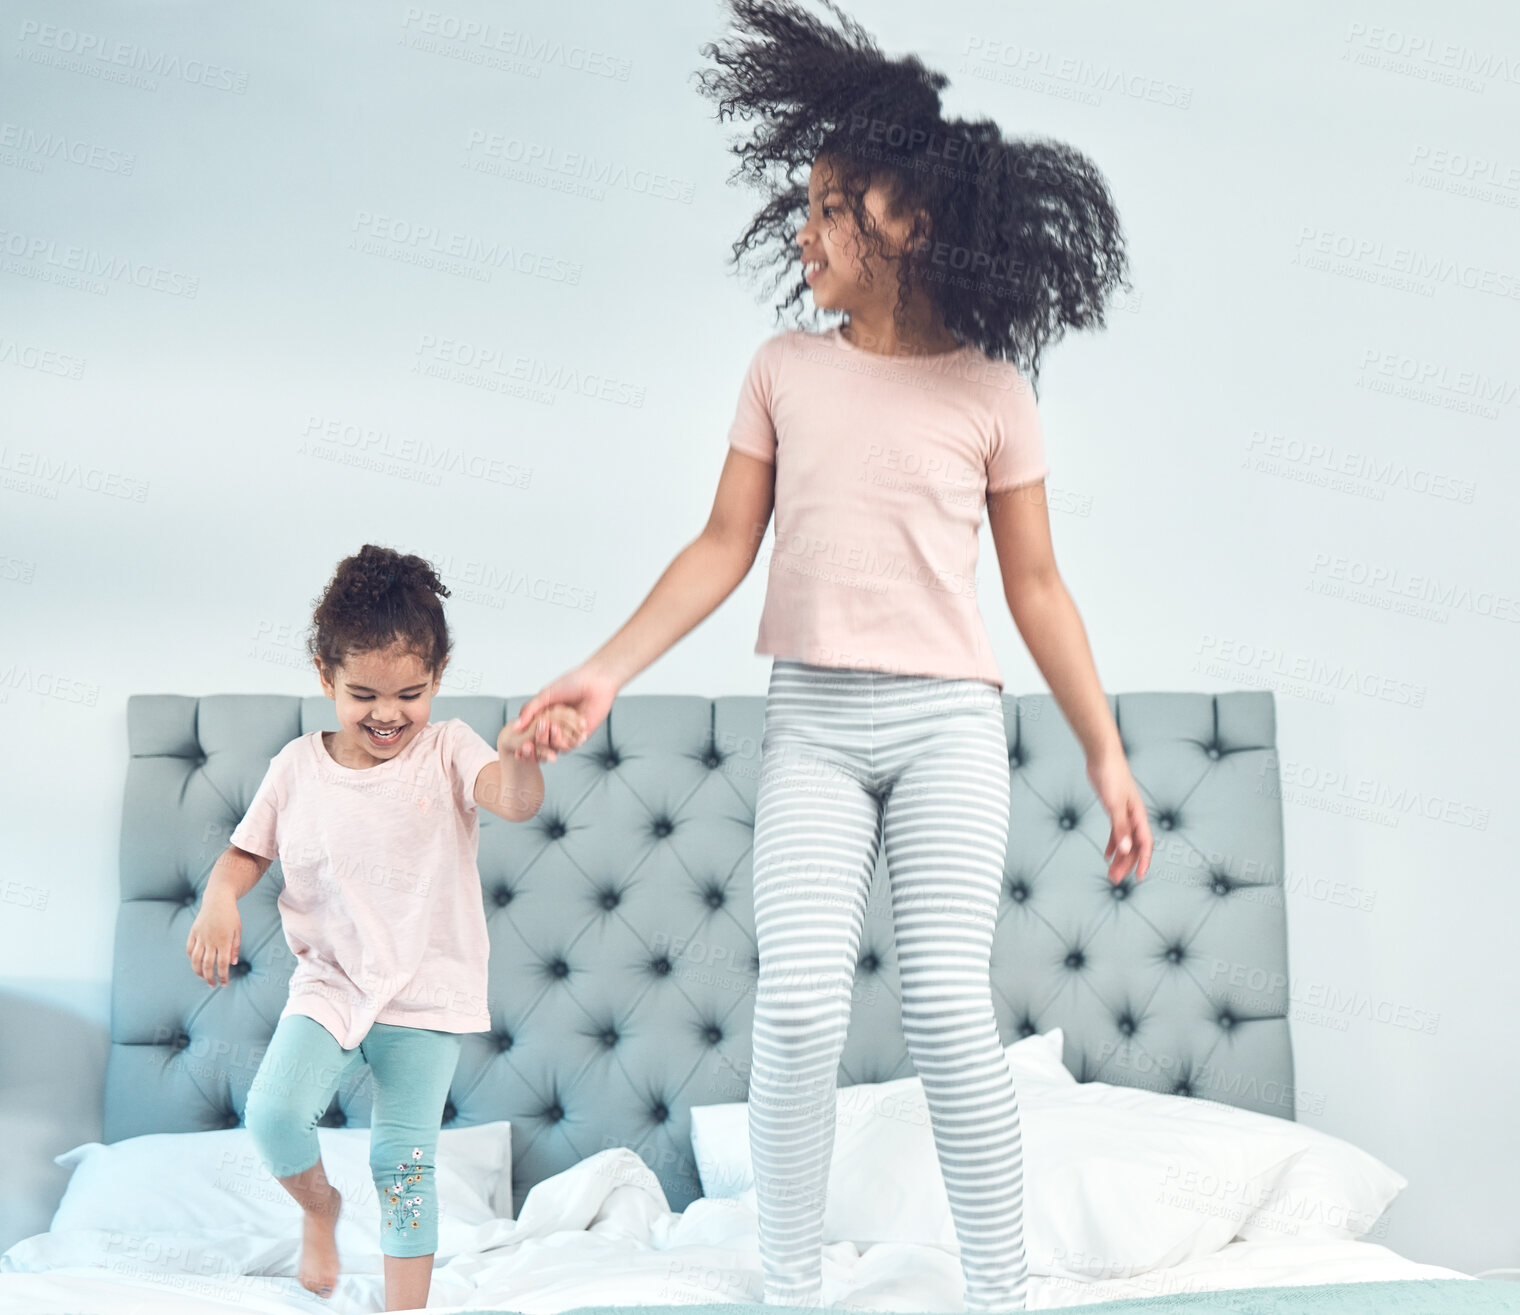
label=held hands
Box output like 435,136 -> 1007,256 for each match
186,890 -> 241,988
509,664 -> 620,761
498,704 -> 588,765
1087,751 -> 1153,885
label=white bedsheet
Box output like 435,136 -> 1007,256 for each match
0,1147 -> 1473,1314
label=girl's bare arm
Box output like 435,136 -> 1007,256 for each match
204,845 -> 273,902
987,480 -> 1151,881
189,845 -> 270,987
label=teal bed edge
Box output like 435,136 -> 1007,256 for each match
478,1280 -> 1520,1315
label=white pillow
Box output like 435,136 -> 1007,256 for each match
1157,1093 -> 1407,1244
689,1029 -> 1305,1279
997,1026 -> 1078,1089
48,1120 -> 513,1275
1026,1082 -> 1407,1246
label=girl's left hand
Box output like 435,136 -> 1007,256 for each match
1087,751 -> 1153,885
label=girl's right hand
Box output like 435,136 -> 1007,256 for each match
186,890 -> 242,987
510,663 -> 619,761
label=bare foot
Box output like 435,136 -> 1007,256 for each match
299,1183 -> 342,1298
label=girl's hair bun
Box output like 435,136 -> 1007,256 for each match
307,543 -> 454,678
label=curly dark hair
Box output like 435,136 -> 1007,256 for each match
695,0 -> 1132,391
307,544 -> 452,680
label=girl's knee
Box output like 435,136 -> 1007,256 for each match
244,1083 -> 305,1143
753,985 -> 851,1053
900,985 -> 998,1045
243,1090 -> 320,1178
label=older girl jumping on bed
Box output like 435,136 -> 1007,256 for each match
185,544 -> 583,1311
509,1 -> 1153,1308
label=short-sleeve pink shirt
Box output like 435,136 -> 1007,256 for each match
726,326 -> 1048,690
229,717 -> 501,1049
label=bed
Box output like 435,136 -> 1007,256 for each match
2,687 -> 1510,1314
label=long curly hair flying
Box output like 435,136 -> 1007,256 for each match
695,0 -> 1131,390
307,543 -> 453,678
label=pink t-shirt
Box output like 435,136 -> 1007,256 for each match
228,717 -> 501,1050
726,325 -> 1049,690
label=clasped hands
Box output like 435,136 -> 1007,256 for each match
496,703 -> 588,764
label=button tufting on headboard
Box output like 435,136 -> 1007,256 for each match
105,689 -> 1295,1219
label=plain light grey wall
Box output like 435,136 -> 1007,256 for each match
2,0 -> 1516,1279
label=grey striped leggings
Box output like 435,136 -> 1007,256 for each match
748,658 -> 1029,1311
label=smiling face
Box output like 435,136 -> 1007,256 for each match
796,153 -> 921,316
316,642 -> 446,766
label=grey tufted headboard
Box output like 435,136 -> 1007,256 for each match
106,688 -> 1292,1216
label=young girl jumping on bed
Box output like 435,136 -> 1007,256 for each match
507,2 -> 1153,1309
185,543 -> 585,1311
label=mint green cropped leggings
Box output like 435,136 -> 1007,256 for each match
243,1013 -> 463,1259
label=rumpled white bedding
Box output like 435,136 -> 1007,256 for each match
0,1147 -> 1473,1314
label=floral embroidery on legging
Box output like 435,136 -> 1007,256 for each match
384,1146 -> 425,1233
